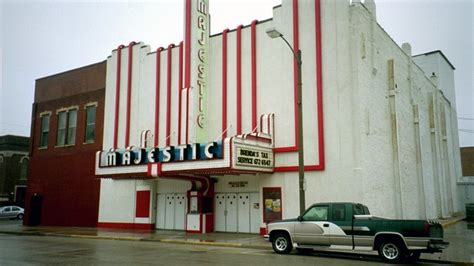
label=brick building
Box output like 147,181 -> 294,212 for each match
24,61 -> 105,226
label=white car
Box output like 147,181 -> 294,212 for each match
0,206 -> 24,220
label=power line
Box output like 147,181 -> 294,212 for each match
458,117 -> 474,121
459,129 -> 474,134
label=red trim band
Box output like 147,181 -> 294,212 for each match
125,41 -> 136,148
113,45 -> 124,149
315,0 -> 325,169
178,42 -> 183,145
222,29 -> 229,139
184,0 -> 191,88
155,47 -> 164,147
166,44 -> 175,146
251,20 -> 258,132
236,25 -> 243,135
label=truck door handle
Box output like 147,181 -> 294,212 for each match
323,224 -> 329,227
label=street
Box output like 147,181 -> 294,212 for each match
0,233 -> 455,265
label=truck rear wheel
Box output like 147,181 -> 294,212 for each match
378,240 -> 405,263
272,233 -> 293,254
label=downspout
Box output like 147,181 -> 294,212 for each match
403,43 -> 427,219
387,59 -> 404,219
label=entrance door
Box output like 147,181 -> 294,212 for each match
28,194 -> 42,226
226,193 -> 237,232
214,194 -> 226,231
164,194 -> 175,229
237,193 -> 250,233
174,194 -> 186,230
157,193 -> 187,230
249,193 -> 260,233
156,194 -> 166,229
214,192 -> 259,233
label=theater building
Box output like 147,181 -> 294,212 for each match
94,0 -> 463,233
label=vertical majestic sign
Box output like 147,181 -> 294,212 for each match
184,0 -> 210,143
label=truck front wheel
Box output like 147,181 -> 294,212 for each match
272,233 -> 293,254
378,240 -> 405,263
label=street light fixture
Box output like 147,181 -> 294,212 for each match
266,27 -> 306,215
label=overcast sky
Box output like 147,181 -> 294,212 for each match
0,0 -> 473,146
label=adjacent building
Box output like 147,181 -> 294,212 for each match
24,61 -> 105,226
0,135 -> 29,206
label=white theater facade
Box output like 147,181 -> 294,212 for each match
95,0 -> 463,233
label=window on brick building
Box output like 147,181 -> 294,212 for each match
56,108 -> 78,147
84,104 -> 97,143
39,113 -> 50,148
67,109 -> 77,145
56,111 -> 67,145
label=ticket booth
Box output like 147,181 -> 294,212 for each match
186,190 -> 214,233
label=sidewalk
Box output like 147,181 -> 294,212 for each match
0,215 -> 471,263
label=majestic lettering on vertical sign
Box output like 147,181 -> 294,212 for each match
195,0 -> 209,141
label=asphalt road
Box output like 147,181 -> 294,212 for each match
0,234 -> 454,265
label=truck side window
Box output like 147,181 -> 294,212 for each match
354,204 -> 364,215
363,206 -> 370,215
332,204 -> 345,221
303,206 -> 328,221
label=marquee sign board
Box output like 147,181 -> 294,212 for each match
233,143 -> 274,172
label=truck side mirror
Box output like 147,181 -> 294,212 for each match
297,216 -> 303,222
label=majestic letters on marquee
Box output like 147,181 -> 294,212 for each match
102,141 -> 222,167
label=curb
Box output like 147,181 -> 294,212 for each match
159,239 -> 243,248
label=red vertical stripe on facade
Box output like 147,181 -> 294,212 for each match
236,25 -> 243,135
222,29 -> 229,139
292,0 -> 300,149
125,42 -> 136,148
113,44 -> 124,149
184,0 -> 191,88
315,0 -> 325,169
166,44 -> 174,146
155,47 -> 164,147
178,42 -> 183,145
251,20 -> 258,132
